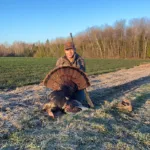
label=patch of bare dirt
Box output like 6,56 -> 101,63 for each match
88,63 -> 150,91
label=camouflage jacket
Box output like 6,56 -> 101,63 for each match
56,53 -> 85,72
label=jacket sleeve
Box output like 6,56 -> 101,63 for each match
78,58 -> 86,72
56,57 -> 63,67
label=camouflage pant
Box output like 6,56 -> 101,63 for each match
71,90 -> 86,104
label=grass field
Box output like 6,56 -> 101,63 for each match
1,57 -> 150,90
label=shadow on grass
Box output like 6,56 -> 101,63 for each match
131,93 -> 150,110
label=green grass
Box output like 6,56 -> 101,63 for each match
1,57 -> 150,90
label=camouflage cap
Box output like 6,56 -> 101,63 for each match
64,42 -> 75,50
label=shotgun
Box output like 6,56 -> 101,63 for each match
70,33 -> 94,108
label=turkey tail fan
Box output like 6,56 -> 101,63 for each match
43,66 -> 90,90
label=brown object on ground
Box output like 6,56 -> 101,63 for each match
42,66 -> 90,91
117,99 -> 132,112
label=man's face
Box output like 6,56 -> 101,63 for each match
65,48 -> 75,59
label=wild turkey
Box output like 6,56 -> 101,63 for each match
42,66 -> 90,91
42,90 -> 85,118
42,66 -> 91,118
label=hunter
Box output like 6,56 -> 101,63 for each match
56,41 -> 86,103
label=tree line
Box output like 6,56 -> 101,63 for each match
1,17 -> 150,59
